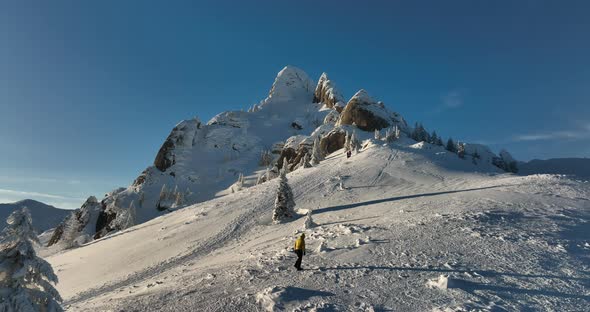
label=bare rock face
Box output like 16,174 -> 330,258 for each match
338,90 -> 392,131
47,196 -> 102,247
313,73 -> 345,109
154,118 -> 201,172
320,128 -> 347,155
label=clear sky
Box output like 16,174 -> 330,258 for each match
1,1 -> 589,208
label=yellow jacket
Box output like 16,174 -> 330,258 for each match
294,236 -> 305,251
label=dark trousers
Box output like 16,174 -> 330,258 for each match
294,250 -> 303,269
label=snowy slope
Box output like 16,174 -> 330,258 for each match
0,199 -> 70,233
47,141 -> 590,311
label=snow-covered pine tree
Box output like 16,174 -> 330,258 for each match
138,191 -> 145,208
281,157 -> 290,174
0,208 -> 63,312
457,142 -> 466,159
351,131 -> 361,153
344,131 -> 351,152
256,173 -> 264,185
272,169 -> 295,224
159,184 -> 168,202
446,138 -> 457,153
374,129 -> 381,140
310,136 -> 323,165
303,209 -> 316,229
115,201 -> 137,230
430,131 -> 438,145
436,136 -> 444,146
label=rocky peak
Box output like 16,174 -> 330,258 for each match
154,117 -> 202,172
265,66 -> 314,103
313,72 -> 345,109
338,89 -> 392,131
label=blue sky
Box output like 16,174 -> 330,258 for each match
1,1 -> 589,208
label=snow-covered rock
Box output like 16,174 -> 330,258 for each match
338,90 -> 395,131
313,72 -> 345,110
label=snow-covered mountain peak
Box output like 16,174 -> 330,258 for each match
350,89 -> 374,104
265,66 -> 314,103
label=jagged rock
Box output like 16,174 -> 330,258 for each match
154,118 -> 201,172
320,128 -> 347,155
338,90 -> 392,131
323,110 -> 340,124
313,73 -> 345,109
47,196 -> 102,247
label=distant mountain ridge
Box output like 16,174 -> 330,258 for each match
519,158 -> 590,178
0,199 -> 70,233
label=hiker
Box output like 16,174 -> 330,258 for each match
294,233 -> 306,271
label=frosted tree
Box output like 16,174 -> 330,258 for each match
264,167 -> 275,182
0,208 -> 63,312
344,131 -> 351,152
115,201 -> 136,230
159,184 -> 168,202
350,131 -> 361,153
234,173 -> 244,191
430,131 -> 439,145
281,157 -> 289,174
374,129 -> 381,140
138,191 -> 145,208
310,136 -> 323,165
272,170 -> 295,224
457,142 -> 466,159
446,138 -> 457,153
303,209 -> 316,229
256,173 -> 264,185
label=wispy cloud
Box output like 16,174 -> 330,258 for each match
0,188 -> 84,200
512,128 -> 590,142
432,90 -> 465,114
0,176 -> 83,185
441,90 -> 463,109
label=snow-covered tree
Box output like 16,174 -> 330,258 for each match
281,157 -> 290,174
430,131 -> 439,145
310,136 -> 323,165
446,138 -> 457,153
384,125 -> 401,143
272,170 -> 295,224
344,131 -> 351,152
374,129 -> 381,140
457,142 -> 466,159
303,209 -> 316,229
350,131 -> 361,153
256,173 -> 264,185
159,184 -> 168,202
115,201 -> 136,230
0,208 -> 63,312
138,191 -> 145,208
